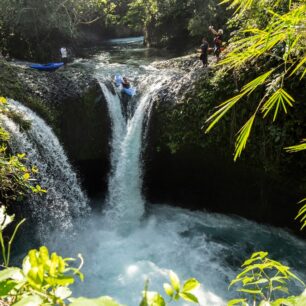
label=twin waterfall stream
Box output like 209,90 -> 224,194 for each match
2,50 -> 306,305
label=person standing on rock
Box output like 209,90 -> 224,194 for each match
199,38 -> 209,67
208,26 -> 223,62
60,47 -> 68,65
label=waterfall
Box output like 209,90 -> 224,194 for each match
1,100 -> 89,239
100,78 -> 164,228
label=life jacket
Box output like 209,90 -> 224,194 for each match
214,35 -> 222,48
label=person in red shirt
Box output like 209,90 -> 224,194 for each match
209,26 -> 223,62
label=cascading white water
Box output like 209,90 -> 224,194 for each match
100,78 -> 165,228
1,100 -> 89,239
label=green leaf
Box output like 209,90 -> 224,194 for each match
46,275 -> 75,286
140,291 -> 166,306
0,280 -> 17,296
179,292 -> 199,304
261,88 -> 295,121
163,283 -> 174,297
285,140 -> 306,153
205,93 -> 245,133
238,288 -> 263,294
234,115 -> 256,161
169,271 -> 180,292
227,299 -> 248,306
182,278 -> 200,292
289,56 -> 306,79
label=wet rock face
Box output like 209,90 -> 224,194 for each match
148,54 -> 209,107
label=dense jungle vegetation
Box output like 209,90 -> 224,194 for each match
0,0 -> 305,305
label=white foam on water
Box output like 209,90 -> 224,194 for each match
100,77 -> 168,229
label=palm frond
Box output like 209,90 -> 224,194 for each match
289,56 -> 306,79
234,115 -> 256,161
261,88 -> 295,121
206,70 -> 273,133
205,94 -> 244,133
296,199 -> 306,230
285,139 -> 306,153
241,70 -> 274,95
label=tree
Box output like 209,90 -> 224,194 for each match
0,0 -> 117,59
124,0 -> 229,48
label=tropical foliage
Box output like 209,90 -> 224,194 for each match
204,0 -> 306,227
206,0 -> 306,160
0,0 -> 116,59
0,0 -> 229,59
228,251 -> 306,306
124,0 -> 229,47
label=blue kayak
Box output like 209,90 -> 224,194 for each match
122,87 -> 136,97
30,62 -> 64,71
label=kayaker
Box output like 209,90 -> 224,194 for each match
122,77 -> 131,89
199,38 -> 209,67
60,47 -> 68,65
208,26 -> 223,62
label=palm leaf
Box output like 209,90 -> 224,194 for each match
295,199 -> 306,230
285,139 -> 306,153
241,70 -> 274,95
261,88 -> 294,121
289,56 -> 306,79
234,115 -> 255,161
206,70 -> 272,134
205,94 -> 244,133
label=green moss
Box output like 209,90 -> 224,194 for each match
5,109 -> 31,131
22,96 -> 59,129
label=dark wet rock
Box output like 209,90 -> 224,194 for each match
0,59 -> 111,195
148,54 -> 212,107
152,53 -> 203,72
